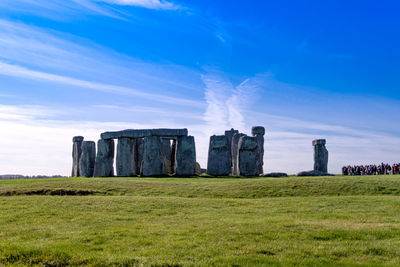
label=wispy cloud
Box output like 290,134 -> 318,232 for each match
0,0 -> 179,21
97,0 -> 179,10
0,61 -> 203,108
202,73 -> 260,136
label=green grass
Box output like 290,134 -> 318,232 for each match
1,175 -> 400,266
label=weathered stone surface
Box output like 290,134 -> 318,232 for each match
93,139 -> 114,177
312,139 -> 326,146
72,136 -> 84,177
263,172 -> 288,177
79,141 -> 96,177
225,128 -> 239,171
297,170 -> 334,177
207,135 -> 231,176
116,138 -> 136,177
73,136 -> 84,143
161,138 -> 172,175
195,162 -> 201,176
252,126 -> 265,136
238,136 -> 260,176
135,138 -> 144,175
101,128 -> 188,140
313,139 -> 328,173
175,135 -> 196,176
141,136 -> 165,177
231,133 -> 246,176
252,126 -> 265,175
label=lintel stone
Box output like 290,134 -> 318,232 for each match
101,128 -> 188,140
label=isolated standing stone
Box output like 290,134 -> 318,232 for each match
116,138 -> 136,177
79,141 -> 96,177
175,135 -> 196,176
72,136 -> 84,177
313,139 -> 328,173
93,139 -> 115,177
238,136 -> 260,176
252,126 -> 265,175
231,133 -> 246,176
135,138 -> 144,175
207,135 -> 231,176
141,136 -> 165,177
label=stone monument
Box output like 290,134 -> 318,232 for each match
116,138 -> 136,177
93,139 -> 115,177
207,135 -> 231,176
237,136 -> 260,176
313,139 -> 328,173
79,141 -> 96,177
252,126 -> 265,175
72,136 -> 84,177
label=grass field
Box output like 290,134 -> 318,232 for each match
1,175 -> 400,266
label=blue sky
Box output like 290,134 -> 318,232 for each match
0,0 -> 399,175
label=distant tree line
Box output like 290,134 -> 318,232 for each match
0,174 -> 66,180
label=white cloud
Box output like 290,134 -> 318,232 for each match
97,0 -> 179,10
0,61 -> 202,108
202,73 -> 260,137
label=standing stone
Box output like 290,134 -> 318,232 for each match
252,126 -> 265,175
79,141 -> 96,177
161,138 -> 172,175
72,136 -> 84,177
225,128 -> 239,171
313,139 -> 328,173
116,138 -> 136,177
195,162 -> 202,176
135,138 -> 145,175
141,136 -> 165,177
238,136 -> 260,176
207,135 -> 231,176
232,133 -> 246,176
93,139 -> 115,177
175,135 -> 196,176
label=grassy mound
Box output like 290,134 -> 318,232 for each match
1,175 -> 400,266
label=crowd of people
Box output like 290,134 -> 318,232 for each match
342,163 -> 400,176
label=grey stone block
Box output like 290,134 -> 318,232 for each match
135,138 -> 144,175
232,133 -> 246,175
225,128 -> 239,171
161,138 -> 172,175
79,141 -> 96,177
195,162 -> 201,176
252,126 -> 265,175
238,136 -> 260,176
141,136 -> 165,177
207,135 -> 231,176
72,136 -> 84,177
175,135 -> 196,176
101,128 -> 188,140
73,136 -> 84,142
93,139 -> 114,177
251,126 -> 265,136
297,170 -> 334,177
263,172 -> 288,177
313,139 -> 328,173
116,138 -> 136,177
